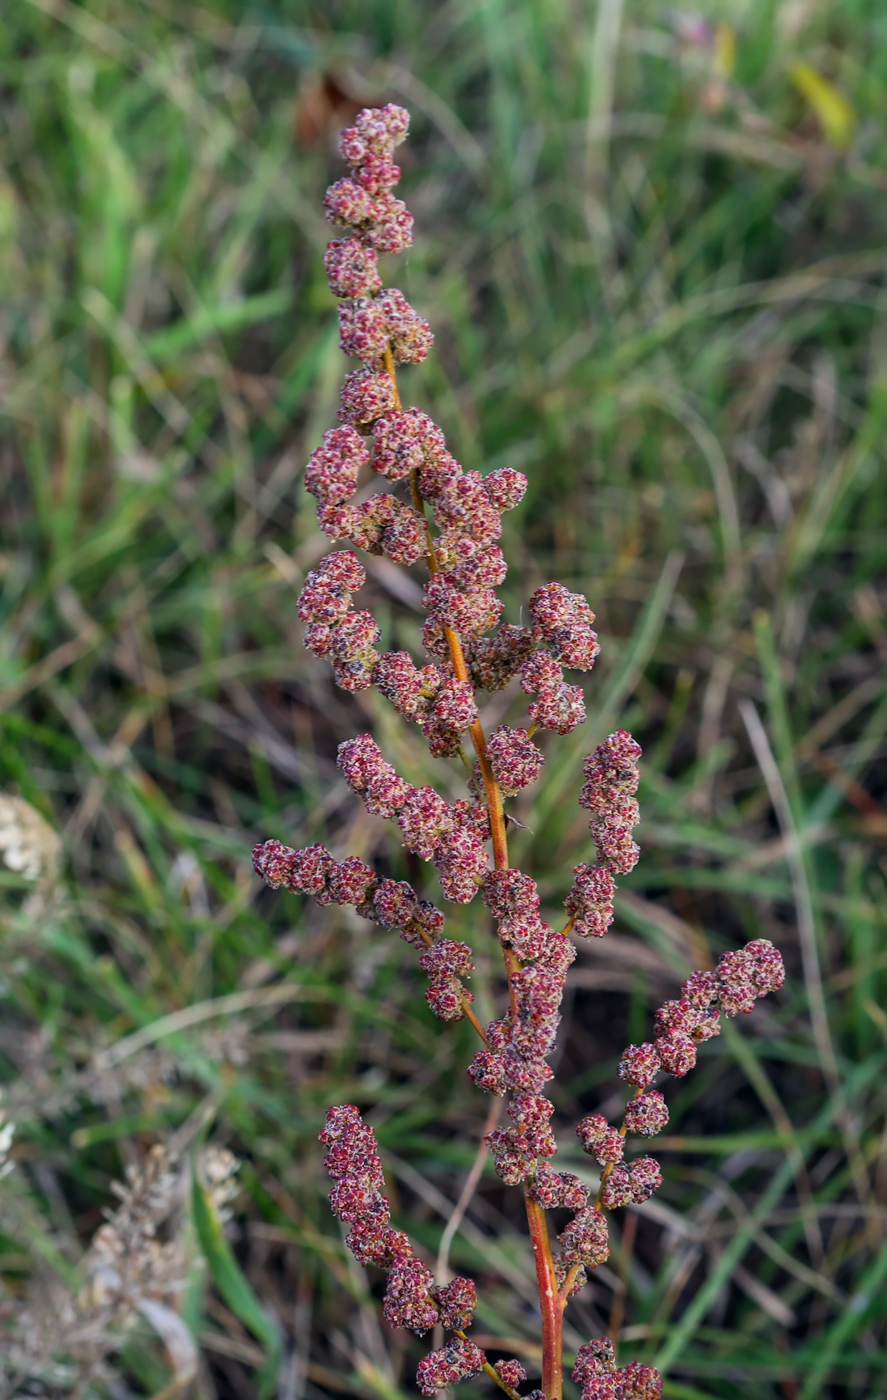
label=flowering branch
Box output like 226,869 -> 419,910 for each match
252,102 -> 785,1400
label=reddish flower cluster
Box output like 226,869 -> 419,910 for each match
486,725 -> 544,795
323,104 -> 412,255
494,1358 -> 529,1390
319,1105 -> 410,1270
416,1338 -> 487,1397
337,734 -> 489,904
580,730 -> 643,876
521,656 -> 586,734
468,867 -> 576,1113
565,941 -> 785,1234
618,939 -> 785,1088
565,863 -> 616,939
321,1103 -> 482,1390
528,582 -> 600,669
419,939 -> 475,1021
573,1340 -> 662,1400
468,625 -> 535,691
576,1113 -> 624,1166
528,1162 -> 588,1210
600,1157 -> 663,1210
559,1206 -> 610,1271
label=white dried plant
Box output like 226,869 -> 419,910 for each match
0,1138 -> 238,1395
0,792 -> 62,917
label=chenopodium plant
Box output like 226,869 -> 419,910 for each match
253,104 -> 785,1400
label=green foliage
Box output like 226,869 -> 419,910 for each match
1,1 -> 886,1397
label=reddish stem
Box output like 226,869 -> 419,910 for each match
524,1187 -> 563,1399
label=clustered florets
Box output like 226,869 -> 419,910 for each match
567,939 -> 785,1232
321,1106 -> 485,1394
617,938 -> 785,1088
579,729 -> 643,876
337,734 -> 490,905
573,1339 -> 663,1400
417,1338 -> 487,1397
252,102 -> 788,1400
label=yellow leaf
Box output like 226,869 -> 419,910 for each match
714,23 -> 736,78
790,62 -> 855,150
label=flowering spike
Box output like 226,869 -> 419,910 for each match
250,100 -> 788,1400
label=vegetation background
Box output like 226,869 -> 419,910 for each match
1,1 -> 886,1397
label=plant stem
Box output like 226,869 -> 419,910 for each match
524,1188 -> 563,1399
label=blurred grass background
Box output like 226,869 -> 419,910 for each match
1,0 -> 887,1397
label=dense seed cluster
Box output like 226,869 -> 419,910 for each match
416,1339 -> 487,1396
617,938 -> 786,1089
528,583 -> 601,670
319,1105 -> 411,1271
494,1358 -> 529,1389
579,730 -> 643,876
321,1104 -> 482,1390
573,1340 -> 663,1400
565,863 -> 616,939
337,735 -> 489,906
